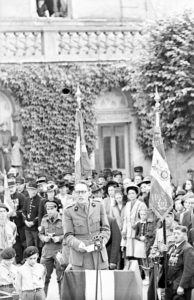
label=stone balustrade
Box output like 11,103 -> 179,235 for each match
0,19 -> 142,63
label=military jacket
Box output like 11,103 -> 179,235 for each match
167,241 -> 194,289
39,213 -> 63,258
22,194 -> 41,230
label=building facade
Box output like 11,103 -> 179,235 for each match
0,0 -> 194,184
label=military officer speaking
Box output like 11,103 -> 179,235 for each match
63,180 -> 110,270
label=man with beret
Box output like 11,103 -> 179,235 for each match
186,169 -> 194,181
39,200 -> 64,295
7,178 -> 26,263
0,203 -> 17,253
22,181 -> 42,248
0,247 -> 18,297
63,180 -> 110,270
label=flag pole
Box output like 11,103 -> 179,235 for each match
154,87 -> 167,291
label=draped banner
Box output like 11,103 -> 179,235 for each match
61,267 -> 142,300
75,109 -> 91,182
150,127 -> 173,220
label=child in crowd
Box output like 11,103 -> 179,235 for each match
16,246 -> 46,300
0,247 -> 19,299
133,208 -> 155,284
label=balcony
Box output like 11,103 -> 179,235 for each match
0,18 -> 142,63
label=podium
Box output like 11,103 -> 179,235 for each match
61,261 -> 142,300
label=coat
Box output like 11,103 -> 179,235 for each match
167,241 -> 194,290
121,199 -> 147,257
106,216 -> 121,265
64,199 -> 110,270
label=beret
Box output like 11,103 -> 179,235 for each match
1,247 -> 16,259
16,176 -> 25,184
138,176 -> 151,187
45,200 -> 58,208
23,246 -> 39,258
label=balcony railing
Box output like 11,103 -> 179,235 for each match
0,19 -> 142,63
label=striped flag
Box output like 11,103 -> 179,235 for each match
150,127 -> 173,220
75,109 -> 91,182
61,269 -> 142,300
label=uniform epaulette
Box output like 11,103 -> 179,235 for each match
65,203 -> 76,209
92,198 -> 102,202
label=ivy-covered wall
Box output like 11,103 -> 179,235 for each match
0,63 -> 130,178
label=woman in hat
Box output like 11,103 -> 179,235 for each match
16,246 -> 46,300
121,183 -> 147,268
0,247 -> 18,299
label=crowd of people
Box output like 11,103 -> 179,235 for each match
0,166 -> 194,300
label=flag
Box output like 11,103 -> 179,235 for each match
75,109 -> 91,182
61,269 -> 142,300
150,127 -> 173,220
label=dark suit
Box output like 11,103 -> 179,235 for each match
22,194 -> 41,247
182,211 -> 194,244
166,241 -> 194,300
106,216 -> 121,266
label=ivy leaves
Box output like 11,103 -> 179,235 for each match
130,11 -> 194,157
0,63 -> 129,178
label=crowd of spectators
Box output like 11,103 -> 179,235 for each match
0,166 -> 194,299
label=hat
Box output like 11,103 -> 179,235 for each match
134,166 -> 143,173
58,179 -> 69,189
1,247 -> 16,260
7,173 -> 16,180
23,246 -> 39,259
0,203 -> 9,212
176,189 -> 186,197
27,181 -> 37,189
16,176 -> 25,184
7,179 -> 16,187
187,169 -> 194,173
138,176 -> 151,187
36,175 -> 47,184
47,183 -> 56,192
91,185 -> 103,194
112,170 -> 122,177
45,200 -> 58,209
126,183 -> 140,195
11,136 -> 18,143
105,181 -> 119,194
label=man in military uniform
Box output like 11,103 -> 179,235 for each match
39,200 -> 63,295
22,181 -> 41,247
63,180 -> 110,270
166,225 -> 194,300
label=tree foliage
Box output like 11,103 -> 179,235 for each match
130,11 -> 194,157
0,63 -> 130,178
